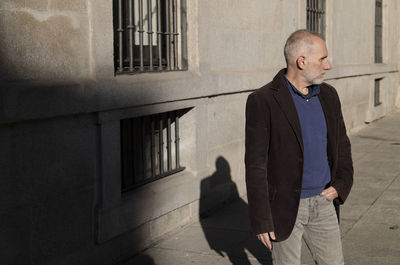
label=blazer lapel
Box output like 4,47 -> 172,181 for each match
318,84 -> 336,163
271,74 -> 304,154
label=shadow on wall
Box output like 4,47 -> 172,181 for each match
199,156 -> 272,265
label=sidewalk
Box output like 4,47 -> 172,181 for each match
123,110 -> 400,265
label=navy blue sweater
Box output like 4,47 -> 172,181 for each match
285,78 -> 331,198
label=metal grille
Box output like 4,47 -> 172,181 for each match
306,0 -> 326,38
375,0 -> 383,63
121,109 -> 186,191
113,0 -> 187,74
374,78 -> 382,106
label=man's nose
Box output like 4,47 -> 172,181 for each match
324,59 -> 331,70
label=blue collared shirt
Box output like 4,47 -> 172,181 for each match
284,76 -> 331,198
288,82 -> 320,100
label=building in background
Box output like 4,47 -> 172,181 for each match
0,0 -> 399,264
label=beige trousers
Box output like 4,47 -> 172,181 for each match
271,195 -> 344,265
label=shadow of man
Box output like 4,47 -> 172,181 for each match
199,156 -> 272,265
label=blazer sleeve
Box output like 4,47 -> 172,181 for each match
331,89 -> 354,204
245,92 -> 274,234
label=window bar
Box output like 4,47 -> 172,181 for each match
312,0 -> 315,33
138,0 -> 145,71
315,0 -> 318,33
159,114 -> 164,174
375,0 -> 383,63
151,116 -> 156,177
175,113 -> 180,168
307,0 -> 310,31
141,117 -> 147,180
315,0 -> 318,32
308,0 -> 312,31
117,0 -> 124,72
147,0 -> 154,70
128,0 -> 135,71
322,0 -> 325,36
167,113 -> 172,171
317,0 -> 320,31
306,0 -> 310,29
127,120 -> 134,186
310,0 -> 313,31
320,0 -> 324,35
321,0 -> 324,34
131,118 -> 140,183
156,0 -> 163,70
173,0 -> 178,70
165,0 -> 171,70
317,0 -> 320,34
121,120 -> 129,188
180,0 -> 188,69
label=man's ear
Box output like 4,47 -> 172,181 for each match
296,56 -> 306,70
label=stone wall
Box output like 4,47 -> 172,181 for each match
0,0 -> 399,264
0,0 -> 90,81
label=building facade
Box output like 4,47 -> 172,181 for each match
0,0 -> 399,264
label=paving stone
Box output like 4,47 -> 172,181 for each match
343,223 -> 400,261
124,248 -> 223,265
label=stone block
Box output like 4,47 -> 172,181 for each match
150,203 -> 192,240
126,247 -> 223,265
151,174 -> 199,218
207,142 -> 245,181
198,0 -> 288,71
207,28 -> 266,71
49,0 -> 87,12
97,170 -> 199,243
30,189 -> 93,263
343,223 -> 400,262
177,107 -> 198,171
0,9 -> 90,81
207,94 -> 246,149
199,199 -> 251,232
0,126 -> 17,185
154,225 -> 249,256
332,1 -> 373,65
50,221 -> 154,265
12,117 -> 97,200
0,0 -> 48,11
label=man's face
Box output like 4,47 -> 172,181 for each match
302,37 -> 331,85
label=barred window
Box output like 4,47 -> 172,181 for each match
306,0 -> 326,38
374,78 -> 382,106
121,109 -> 187,191
375,0 -> 383,63
113,0 -> 187,74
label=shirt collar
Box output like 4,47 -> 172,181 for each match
283,73 -> 320,100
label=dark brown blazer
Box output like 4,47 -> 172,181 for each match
245,69 -> 353,241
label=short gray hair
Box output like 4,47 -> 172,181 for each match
284,29 -> 324,65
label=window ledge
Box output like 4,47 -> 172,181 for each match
96,169 -> 199,243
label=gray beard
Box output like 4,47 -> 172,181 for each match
303,72 -> 324,85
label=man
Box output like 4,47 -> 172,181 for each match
245,29 -> 353,265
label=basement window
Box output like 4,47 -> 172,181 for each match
374,78 -> 382,106
120,109 -> 187,191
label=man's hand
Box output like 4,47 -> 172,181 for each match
256,232 -> 276,250
321,186 -> 338,201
